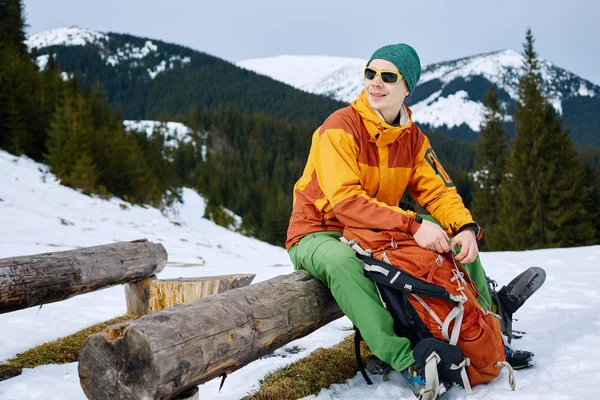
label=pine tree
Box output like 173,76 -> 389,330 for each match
470,88 -> 508,249
497,29 -> 595,250
45,88 -> 98,192
0,1 -> 48,159
0,0 -> 28,55
92,123 -> 161,206
590,166 -> 600,240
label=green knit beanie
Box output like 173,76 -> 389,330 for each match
367,43 -> 421,95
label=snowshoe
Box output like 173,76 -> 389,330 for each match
498,266 -> 547,315
490,266 -> 546,343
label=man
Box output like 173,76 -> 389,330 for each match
286,43 -> 531,397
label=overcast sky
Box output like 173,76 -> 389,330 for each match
23,0 -> 600,85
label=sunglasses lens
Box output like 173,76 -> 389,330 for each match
381,72 -> 400,83
364,68 -> 377,80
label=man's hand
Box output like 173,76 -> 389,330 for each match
413,219 -> 451,254
450,229 -> 479,264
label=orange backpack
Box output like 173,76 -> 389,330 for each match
343,227 -> 511,390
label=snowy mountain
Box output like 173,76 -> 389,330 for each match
27,27 -> 192,80
28,27 -> 599,145
24,27 -> 344,126
239,51 -> 600,143
1,148 -> 600,399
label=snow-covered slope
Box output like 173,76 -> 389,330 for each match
1,149 -> 600,399
0,149 -> 352,398
25,26 -> 109,48
239,51 -> 600,135
239,55 -> 366,102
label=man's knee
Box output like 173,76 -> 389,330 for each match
294,235 -> 363,285
319,241 -> 362,272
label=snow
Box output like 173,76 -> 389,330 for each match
578,82 -> 596,97
34,54 -> 49,71
549,98 -> 563,115
411,90 -> 486,131
1,148 -> 600,399
146,56 -> 191,79
103,40 -> 157,67
25,27 -> 108,50
59,72 -> 72,81
122,120 -> 194,148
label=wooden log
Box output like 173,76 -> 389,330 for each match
79,270 -> 343,400
0,240 -> 167,314
124,274 -> 256,316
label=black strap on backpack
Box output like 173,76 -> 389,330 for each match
353,253 -> 464,385
354,326 -> 374,385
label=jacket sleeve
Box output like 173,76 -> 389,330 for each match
408,134 -> 482,238
314,127 -> 422,234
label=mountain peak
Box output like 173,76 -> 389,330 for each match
26,27 -> 108,50
239,55 -> 365,89
239,50 -> 599,141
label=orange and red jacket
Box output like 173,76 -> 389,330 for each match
286,90 -> 480,250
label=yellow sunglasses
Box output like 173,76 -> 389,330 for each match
364,67 -> 404,84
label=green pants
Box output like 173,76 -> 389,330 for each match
289,231 -> 415,372
288,222 -> 493,372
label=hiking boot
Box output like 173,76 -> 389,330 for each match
505,346 -> 535,370
400,362 -> 427,398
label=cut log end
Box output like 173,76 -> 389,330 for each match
105,321 -> 131,343
125,274 -> 256,315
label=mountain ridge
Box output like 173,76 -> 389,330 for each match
27,27 -> 600,145
239,49 -> 600,143
27,27 -> 345,126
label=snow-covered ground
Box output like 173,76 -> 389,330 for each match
1,149 -> 599,399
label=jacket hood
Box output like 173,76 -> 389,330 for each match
351,90 -> 414,147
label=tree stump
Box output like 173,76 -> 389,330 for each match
124,274 -> 256,315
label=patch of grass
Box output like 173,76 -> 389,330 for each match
0,314 -> 136,381
245,335 -> 372,400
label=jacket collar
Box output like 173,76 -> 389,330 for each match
351,90 -> 414,147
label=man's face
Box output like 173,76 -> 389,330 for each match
364,59 -> 409,118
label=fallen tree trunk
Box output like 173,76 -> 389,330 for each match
79,270 -> 343,400
0,240 -> 167,314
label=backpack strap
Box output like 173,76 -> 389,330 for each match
355,252 -> 460,307
353,326 -> 373,385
